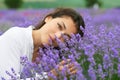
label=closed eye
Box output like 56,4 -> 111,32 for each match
63,33 -> 71,38
57,23 -> 63,30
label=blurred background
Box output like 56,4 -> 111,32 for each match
0,0 -> 120,34
0,0 -> 120,9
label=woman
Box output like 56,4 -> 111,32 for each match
0,8 -> 85,79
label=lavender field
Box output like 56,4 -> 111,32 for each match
0,8 -> 120,80
0,8 -> 120,33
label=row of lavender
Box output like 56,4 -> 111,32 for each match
0,9 -> 120,32
0,9 -> 120,80
0,9 -> 120,31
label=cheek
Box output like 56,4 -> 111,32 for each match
68,28 -> 77,34
47,25 -> 58,33
48,21 -> 59,32
44,28 -> 55,34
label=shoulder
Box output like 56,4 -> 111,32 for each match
2,27 -> 24,37
2,26 -> 33,38
0,26 -> 33,47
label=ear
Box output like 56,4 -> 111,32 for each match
44,16 -> 52,23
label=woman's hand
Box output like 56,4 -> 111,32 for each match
48,59 -> 78,79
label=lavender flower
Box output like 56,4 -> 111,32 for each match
1,9 -> 120,80
88,65 -> 96,80
118,64 -> 120,77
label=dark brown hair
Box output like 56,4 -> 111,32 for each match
34,8 -> 85,37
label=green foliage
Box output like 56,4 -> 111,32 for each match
77,51 -> 120,80
4,0 -> 23,9
85,0 -> 102,8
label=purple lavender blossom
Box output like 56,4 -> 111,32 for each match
97,64 -> 105,79
1,9 -> 120,80
118,64 -> 120,77
88,65 -> 96,80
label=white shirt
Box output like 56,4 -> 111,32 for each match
0,26 -> 34,79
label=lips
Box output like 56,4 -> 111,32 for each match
49,34 -> 54,41
49,34 -> 58,46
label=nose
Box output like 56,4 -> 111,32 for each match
55,31 -> 64,40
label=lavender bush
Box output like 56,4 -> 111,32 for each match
0,8 -> 120,80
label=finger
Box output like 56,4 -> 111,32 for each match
58,63 -> 72,71
68,63 -> 74,68
69,67 -> 76,72
70,69 -> 77,74
63,64 -> 75,71
58,65 -> 64,71
59,59 -> 71,65
63,63 -> 76,70
59,60 -> 65,65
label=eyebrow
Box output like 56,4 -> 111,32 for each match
62,21 -> 66,29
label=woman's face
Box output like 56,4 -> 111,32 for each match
39,16 -> 77,46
